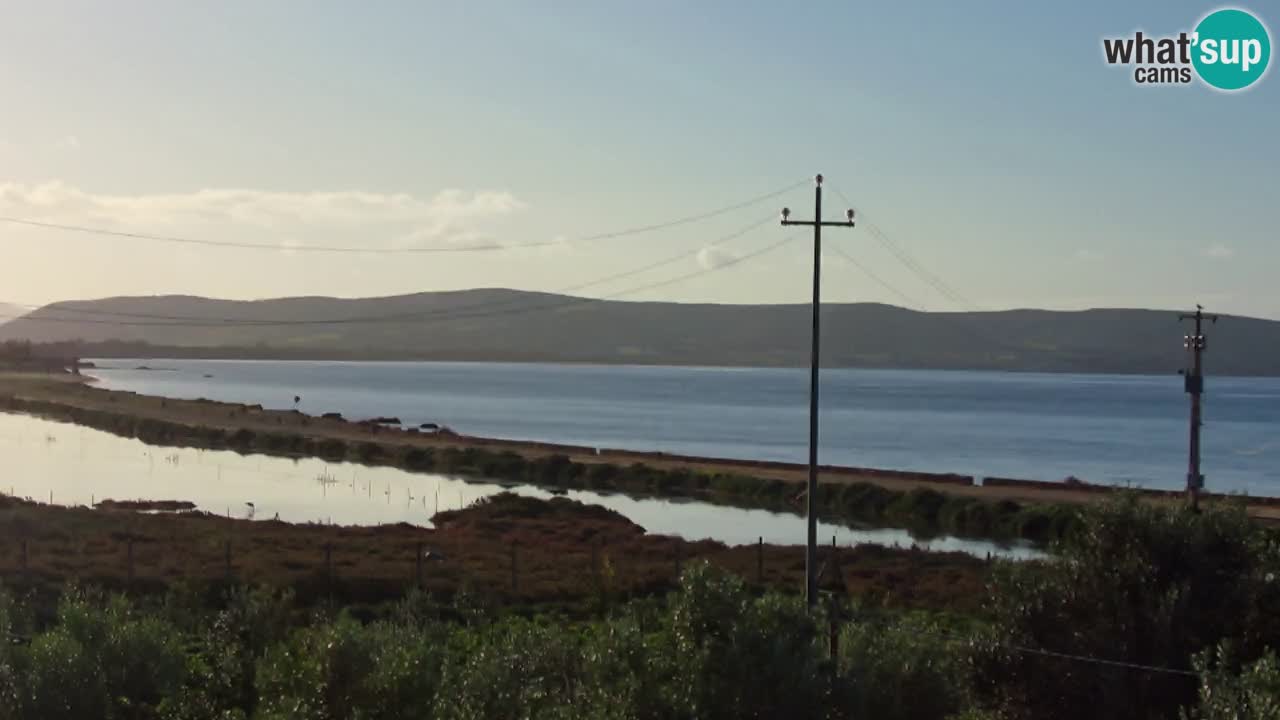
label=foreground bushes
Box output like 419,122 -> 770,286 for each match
972,497 -> 1280,720
0,567 -> 830,720
1,498 -> 1277,719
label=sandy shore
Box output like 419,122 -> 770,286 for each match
2,371 -> 1277,522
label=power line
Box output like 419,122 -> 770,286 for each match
824,186 -> 1028,359
0,231 -> 801,331
830,186 -> 982,311
845,611 -> 1198,678
0,179 -> 807,255
825,243 -> 923,310
1,216 -> 775,328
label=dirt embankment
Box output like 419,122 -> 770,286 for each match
0,373 -> 1275,527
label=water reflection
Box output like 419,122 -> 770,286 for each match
0,412 -> 1040,559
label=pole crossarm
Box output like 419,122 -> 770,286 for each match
782,220 -> 857,228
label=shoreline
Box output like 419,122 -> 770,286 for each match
2,372 -> 1277,544
81,353 -> 1280,377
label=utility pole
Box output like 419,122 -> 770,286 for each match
1179,304 -> 1218,511
781,174 -> 855,609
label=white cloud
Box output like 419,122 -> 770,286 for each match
54,135 -> 80,151
697,245 -> 738,270
0,181 -> 526,247
1204,244 -> 1235,260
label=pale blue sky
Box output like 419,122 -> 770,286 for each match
1,1 -> 1276,317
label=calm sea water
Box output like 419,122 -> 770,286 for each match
88,360 -> 1280,496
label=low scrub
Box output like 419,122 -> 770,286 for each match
1,499 -> 1276,720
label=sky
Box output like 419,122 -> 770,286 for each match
0,0 -> 1277,318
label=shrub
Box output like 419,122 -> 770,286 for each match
256,614 -> 445,720
401,447 -> 435,471
836,612 -> 972,720
315,439 -> 347,461
354,441 -> 383,464
10,591 -> 186,720
227,429 -> 256,449
656,563 -> 827,719
1186,645 -> 1280,720
887,488 -> 948,527
432,618 -> 582,720
974,496 -> 1280,720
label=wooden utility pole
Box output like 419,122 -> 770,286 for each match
1179,305 -> 1218,511
781,174 -> 856,609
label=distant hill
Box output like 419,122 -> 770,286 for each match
1,289 -> 1277,375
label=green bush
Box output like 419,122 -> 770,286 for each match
7,591 -> 186,720
256,614 -> 444,720
226,429 -> 256,449
886,488 -> 948,527
974,496 -> 1280,720
836,612 -> 972,720
656,563 -> 827,719
432,618 -> 582,720
1186,644 -> 1280,720
314,439 -> 347,461
354,441 -> 383,463
838,483 -> 896,520
400,447 -> 435,471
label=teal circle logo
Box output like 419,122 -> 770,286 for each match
1192,8 -> 1271,91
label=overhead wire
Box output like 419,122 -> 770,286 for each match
0,215 -> 778,327
0,179 -> 807,255
0,228 -> 802,331
842,610 -> 1198,678
825,243 -> 923,311
830,186 -> 983,311
826,183 -> 1021,357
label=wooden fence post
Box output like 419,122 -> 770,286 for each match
415,541 -> 423,590
829,610 -> 840,666
225,539 -> 232,584
324,542 -> 334,608
591,538 -> 601,591
510,542 -> 518,595
757,536 -> 764,584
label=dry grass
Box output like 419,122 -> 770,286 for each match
0,492 -> 990,614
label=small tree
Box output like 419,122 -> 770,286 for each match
973,496 -> 1280,720
1184,645 -> 1280,720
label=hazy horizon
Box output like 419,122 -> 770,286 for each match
7,287 -> 1279,324
2,1 -> 1276,319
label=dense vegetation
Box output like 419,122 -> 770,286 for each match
0,497 -> 1277,719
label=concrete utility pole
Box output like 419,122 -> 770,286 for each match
1179,304 -> 1218,512
781,174 -> 855,608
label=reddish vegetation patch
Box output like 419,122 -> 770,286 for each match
95,499 -> 198,512
433,493 -> 646,545
0,492 -> 991,613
